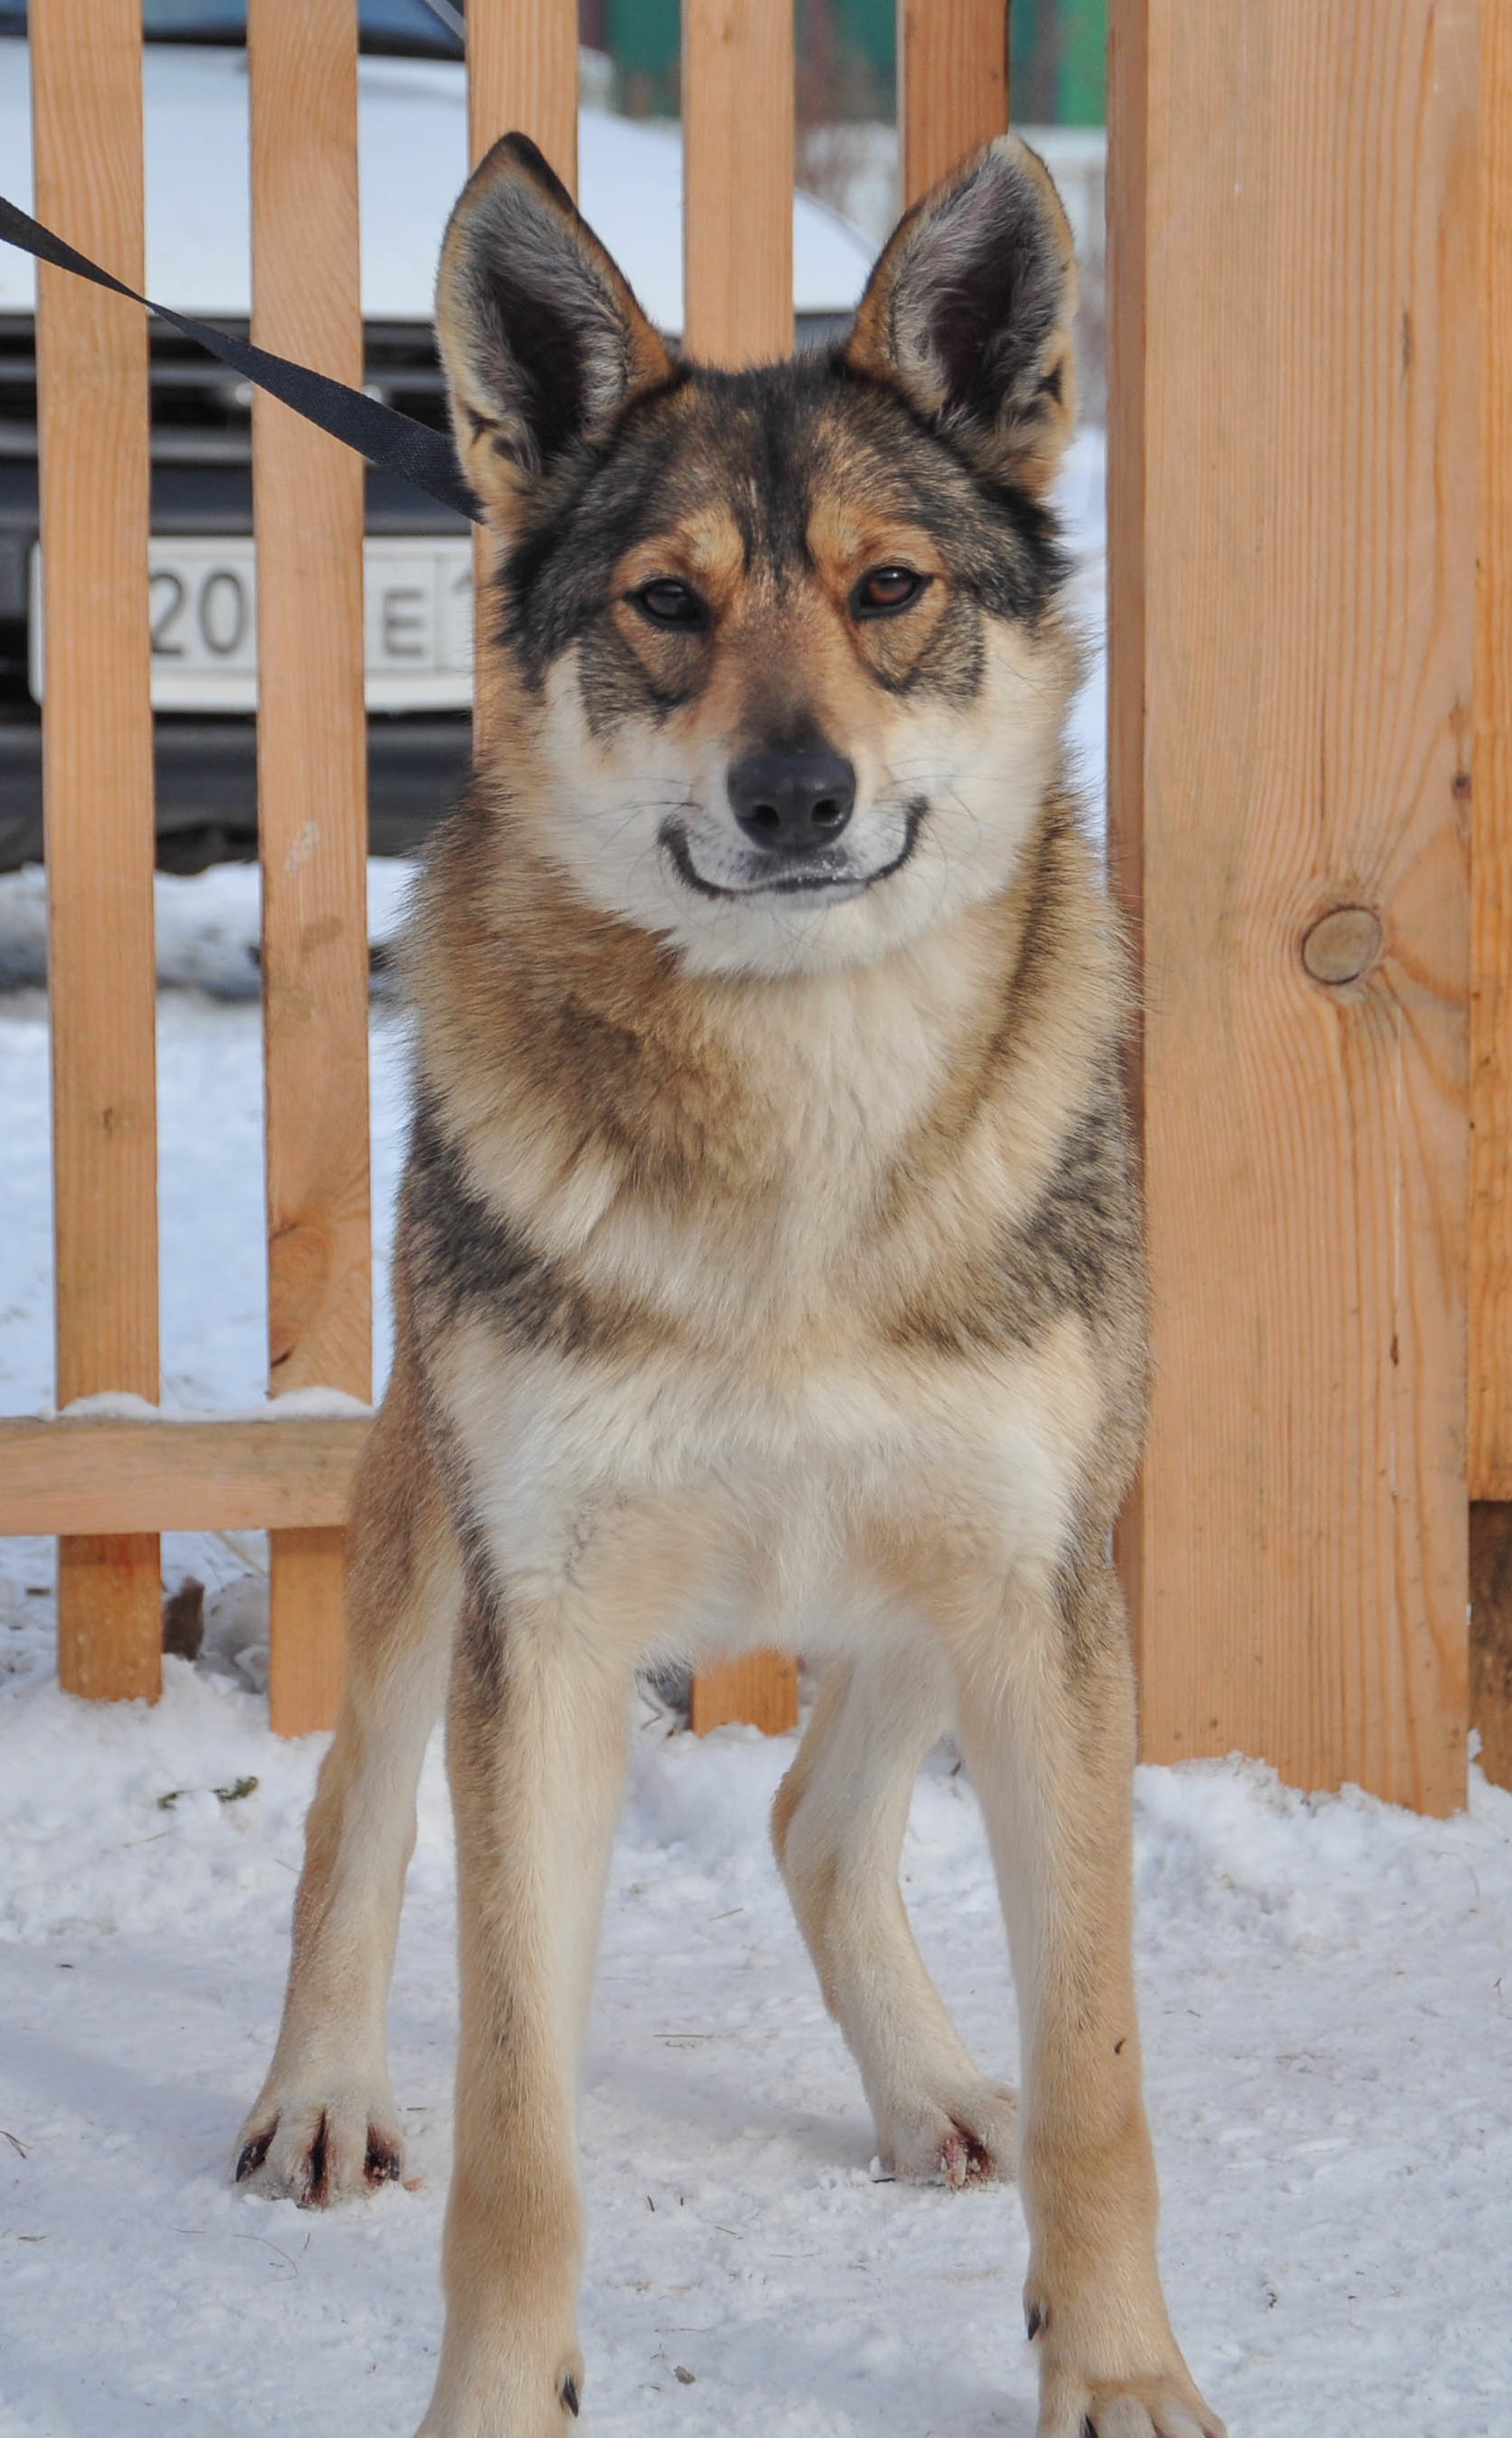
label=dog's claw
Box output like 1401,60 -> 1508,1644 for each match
235,2129 -> 272,2183
365,2138 -> 403,2186
232,2087 -> 407,2206
561,2374 -> 580,2417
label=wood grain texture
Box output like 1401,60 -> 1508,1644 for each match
0,1417 -> 369,1536
248,0 -> 370,1735
467,0 -> 578,180
680,0 -> 798,1736
682,0 -> 795,365
266,1528 -> 349,1734
1472,0 -> 1512,1499
464,3 -> 577,772
1106,0 -> 1148,1654
689,1651 -> 800,1739
32,0 -> 162,1703
1109,2 -> 1476,1813
1471,1 -> 1512,1786
899,0 -> 1008,208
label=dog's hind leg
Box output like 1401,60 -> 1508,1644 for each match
233,1334 -> 459,2206
772,1645 -> 1019,2187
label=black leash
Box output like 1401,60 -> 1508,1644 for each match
0,192 -> 483,525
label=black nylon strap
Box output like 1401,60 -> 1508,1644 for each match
0,192 -> 483,524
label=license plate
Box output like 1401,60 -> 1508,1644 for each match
29,536 -> 475,713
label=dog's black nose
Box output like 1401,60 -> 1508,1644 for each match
728,750 -> 855,853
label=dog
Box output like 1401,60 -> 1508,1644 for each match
232,130 -> 1224,2438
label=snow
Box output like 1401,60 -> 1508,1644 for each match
56,1389 -> 375,1423
3,428 -> 1510,2432
0,1632 -> 1509,2436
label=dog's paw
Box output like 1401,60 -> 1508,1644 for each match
232,2078 -> 405,2207
1031,2322 -> 1225,2438
874,2076 -> 1018,2188
414,2347 -> 585,2436
1036,2374 -> 1225,2438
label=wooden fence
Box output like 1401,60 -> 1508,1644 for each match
0,0 -> 1500,1813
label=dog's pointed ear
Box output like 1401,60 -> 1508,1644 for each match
436,131 -> 677,525
844,135 -> 1077,494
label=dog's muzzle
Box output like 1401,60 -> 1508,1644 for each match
662,794 -> 928,903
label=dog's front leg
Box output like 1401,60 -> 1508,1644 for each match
938,1559 -> 1224,2438
417,1567 -> 632,2438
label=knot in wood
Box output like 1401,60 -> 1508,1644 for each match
1300,905 -> 1383,987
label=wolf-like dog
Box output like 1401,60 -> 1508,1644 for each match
233,131 -> 1224,2438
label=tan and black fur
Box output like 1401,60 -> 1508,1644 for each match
233,133 -> 1224,2438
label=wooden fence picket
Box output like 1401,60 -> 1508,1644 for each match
1107,0 -> 1476,1811
683,0 -> 795,370
899,0 -> 1008,207
248,0 -> 371,1736
32,0 -> 162,1705
681,0 -> 800,1739
468,0 -> 578,177
466,0 -> 579,760
1470,0 -> 1512,1791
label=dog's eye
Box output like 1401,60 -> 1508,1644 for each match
631,578 -> 709,631
853,566 -> 927,618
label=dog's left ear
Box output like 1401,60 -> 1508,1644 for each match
844,135 -> 1077,494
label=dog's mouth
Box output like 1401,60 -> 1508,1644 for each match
661,800 -> 927,904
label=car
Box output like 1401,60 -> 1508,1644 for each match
0,1 -> 873,873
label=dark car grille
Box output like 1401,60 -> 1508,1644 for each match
0,315 -> 455,695
0,314 -> 451,465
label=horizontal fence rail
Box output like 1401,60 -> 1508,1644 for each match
0,1416 -> 369,1537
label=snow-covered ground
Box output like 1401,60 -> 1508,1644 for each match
2,1632 -> 1509,2437
3,431 -> 1511,2434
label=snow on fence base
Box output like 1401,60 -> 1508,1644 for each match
6,0 -> 1503,1804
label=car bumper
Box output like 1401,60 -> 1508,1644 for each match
0,709 -> 472,872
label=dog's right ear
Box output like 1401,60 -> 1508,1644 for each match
436,132 -> 676,526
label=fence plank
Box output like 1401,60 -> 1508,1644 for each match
1472,0 -> 1512,1504
684,0 -> 794,367
1105,0 -> 1149,1666
32,0 -> 161,1703
899,0 -> 1008,209
1108,1 -> 1475,1813
0,1417 -> 369,1537
467,0 -> 577,179
679,0 -> 799,1740
1470,0 -> 1512,1786
248,0 -> 370,1737
465,1 -> 579,755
